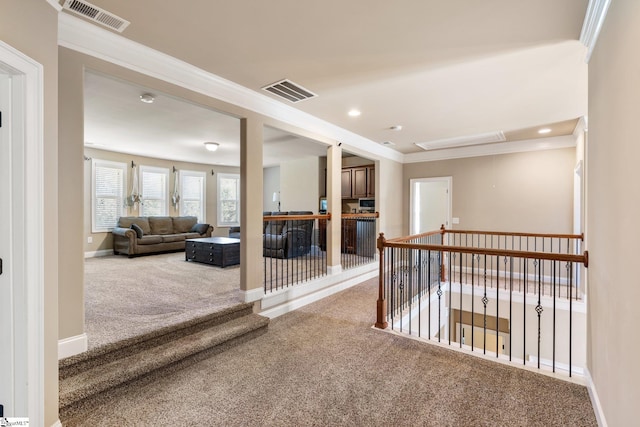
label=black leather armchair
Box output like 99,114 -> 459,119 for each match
263,211 -> 314,258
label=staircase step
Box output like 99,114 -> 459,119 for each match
59,305 -> 268,418
60,302 -> 255,380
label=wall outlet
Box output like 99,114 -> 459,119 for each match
87,236 -> 93,244
452,217 -> 460,224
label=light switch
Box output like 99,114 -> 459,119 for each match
452,217 -> 460,224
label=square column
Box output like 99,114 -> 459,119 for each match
326,144 -> 342,272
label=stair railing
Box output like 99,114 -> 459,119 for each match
376,226 -> 588,377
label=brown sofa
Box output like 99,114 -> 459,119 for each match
112,216 -> 213,257
263,211 -> 314,259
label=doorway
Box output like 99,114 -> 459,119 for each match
0,41 -> 45,422
410,177 -> 452,235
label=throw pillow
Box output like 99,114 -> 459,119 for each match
130,223 -> 144,238
191,223 -> 210,235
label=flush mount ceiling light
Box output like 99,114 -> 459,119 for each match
348,109 -> 361,117
204,142 -> 220,152
538,128 -> 552,134
139,93 -> 155,104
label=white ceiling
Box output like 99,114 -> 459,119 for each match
77,0 -> 589,163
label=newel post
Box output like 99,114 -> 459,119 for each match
375,232 -> 388,329
440,224 -> 446,281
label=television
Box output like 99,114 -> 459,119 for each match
319,197 -> 327,213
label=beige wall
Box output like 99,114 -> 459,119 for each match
0,1 -> 60,424
403,148 -> 576,235
84,148 -> 240,252
587,2 -> 640,425
280,156 -> 320,212
377,158 -> 404,239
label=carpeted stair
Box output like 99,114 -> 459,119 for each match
59,302 -> 269,421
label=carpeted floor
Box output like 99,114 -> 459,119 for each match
84,252 -> 243,349
72,276 -> 596,426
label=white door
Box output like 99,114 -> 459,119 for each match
410,177 -> 452,235
0,72 -> 13,416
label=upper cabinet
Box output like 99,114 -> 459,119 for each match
342,165 -> 375,199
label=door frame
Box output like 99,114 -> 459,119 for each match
0,40 -> 45,424
409,176 -> 452,235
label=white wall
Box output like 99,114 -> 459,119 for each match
263,166 -> 280,212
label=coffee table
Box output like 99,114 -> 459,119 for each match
185,237 -> 240,268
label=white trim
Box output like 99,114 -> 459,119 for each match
0,40 -> 45,427
403,135 -> 577,164
585,367 -> 608,427
260,263 -> 377,319
57,333 -> 88,360
57,13 -> 403,164
84,249 -> 113,258
46,0 -> 63,12
409,176 -> 452,232
51,420 -> 63,427
580,0 -> 612,63
241,287 -> 264,303
327,264 -> 343,275
528,355 -> 584,376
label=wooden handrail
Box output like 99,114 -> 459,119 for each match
443,227 -> 583,241
382,241 -> 589,266
340,212 -> 380,219
263,213 -> 331,221
386,229 -> 442,243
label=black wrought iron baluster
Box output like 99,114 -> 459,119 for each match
535,258 -> 543,369
509,256 -> 513,362
523,257 -> 527,365
568,261 -> 573,377
483,254 -> 488,355
390,248 -> 396,330
495,255 -> 499,357
428,250 -> 432,340
418,250 -> 422,338
437,251 -> 443,343
552,260 -> 556,373
459,251 -> 463,348
448,251 -> 453,345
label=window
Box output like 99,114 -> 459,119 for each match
140,166 -> 169,217
92,159 -> 127,232
217,173 -> 240,227
179,170 -> 206,222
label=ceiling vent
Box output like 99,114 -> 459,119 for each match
62,0 -> 130,32
262,79 -> 318,103
415,131 -> 506,151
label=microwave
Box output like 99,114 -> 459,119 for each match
358,198 -> 375,212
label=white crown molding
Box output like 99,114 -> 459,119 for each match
580,0 -> 612,63
57,13 -> 403,163
46,0 -> 63,12
403,135 -> 577,164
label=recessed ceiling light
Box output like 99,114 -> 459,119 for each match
381,141 -> 396,146
139,93 -> 155,104
538,128 -> 552,134
390,125 -> 403,131
204,142 -> 219,152
348,109 -> 361,117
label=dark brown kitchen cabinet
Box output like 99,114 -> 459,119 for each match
341,165 -> 375,199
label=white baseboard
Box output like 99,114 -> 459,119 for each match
242,287 -> 264,303
51,420 -> 63,427
260,264 -> 377,319
84,249 -> 113,258
585,367 -> 608,427
58,333 -> 88,360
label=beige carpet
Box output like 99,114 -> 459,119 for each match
71,276 -> 596,426
84,252 -> 242,350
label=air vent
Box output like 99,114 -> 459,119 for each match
415,131 -> 506,151
381,141 -> 396,146
262,79 -> 318,103
63,0 -> 130,32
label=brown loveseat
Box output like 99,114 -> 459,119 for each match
263,211 -> 314,259
112,216 -> 213,257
